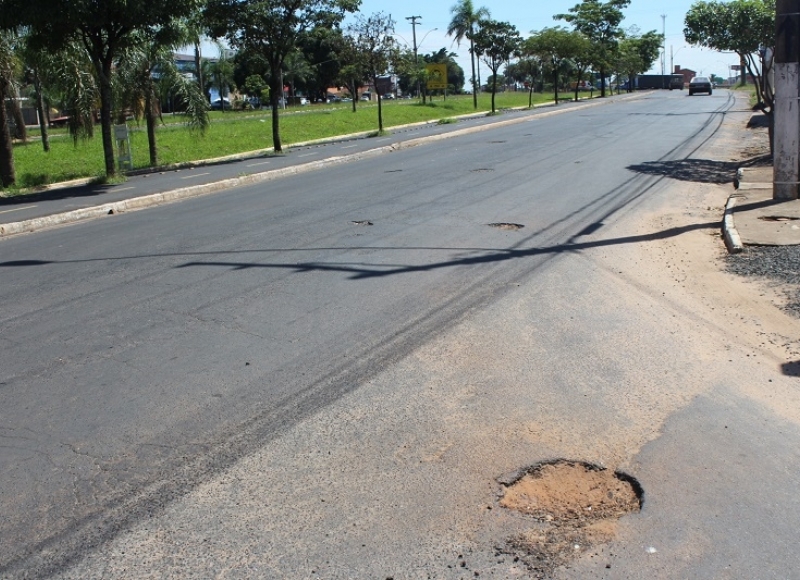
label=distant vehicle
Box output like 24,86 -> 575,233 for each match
688,76 -> 712,95
360,92 -> 371,101
210,97 -> 231,110
341,97 -> 352,102
633,74 -> 684,90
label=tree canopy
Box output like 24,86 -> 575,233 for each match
556,0 -> 631,97
684,0 -> 774,113
205,0 -> 359,151
0,0 -> 203,176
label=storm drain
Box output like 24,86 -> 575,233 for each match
498,460 -> 643,578
488,222 -> 524,231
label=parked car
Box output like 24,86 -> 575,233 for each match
210,97 -> 231,110
688,76 -> 712,96
360,92 -> 371,101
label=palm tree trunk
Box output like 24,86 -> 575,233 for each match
469,38 -> 478,109
11,96 -> 26,142
269,70 -> 282,152
34,70 -> 49,152
145,91 -> 157,166
0,83 -> 15,187
194,42 -> 204,96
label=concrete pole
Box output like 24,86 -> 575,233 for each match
774,0 -> 800,200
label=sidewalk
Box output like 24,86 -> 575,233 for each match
723,166 -> 800,252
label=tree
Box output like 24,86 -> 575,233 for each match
525,27 -> 576,105
505,58 -> 541,107
447,0 -> 490,108
205,0 -> 359,153
346,12 -> 397,132
556,0 -> 631,97
684,0 -> 774,116
0,30 -> 17,187
0,0 -> 203,177
203,45 -> 236,111
283,48 -> 312,100
473,19 -> 521,114
335,34 -> 367,112
299,26 -> 345,102
616,30 -> 662,93
117,25 -> 209,166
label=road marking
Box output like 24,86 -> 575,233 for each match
246,160 -> 271,167
297,152 -> 317,158
376,138 -> 391,142
115,187 -> 135,192
0,205 -> 36,215
181,172 -> 211,180
341,144 -> 358,149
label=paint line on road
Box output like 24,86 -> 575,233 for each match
297,152 -> 318,158
341,144 -> 358,149
115,187 -> 136,192
181,172 -> 211,180
246,161 -> 272,167
0,205 -> 36,214
375,138 -> 391,142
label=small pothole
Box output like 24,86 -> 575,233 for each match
488,222 -> 524,230
489,140 -> 507,144
351,220 -> 373,226
758,216 -> 800,222
498,460 -> 643,578
471,168 -> 495,173
500,460 -> 642,521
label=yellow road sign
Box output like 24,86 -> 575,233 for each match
426,64 -> 447,90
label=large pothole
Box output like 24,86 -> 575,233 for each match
499,459 -> 643,578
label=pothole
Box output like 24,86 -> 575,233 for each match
488,222 -> 524,230
351,220 -> 373,226
498,459 -> 643,578
758,216 -> 800,222
500,460 -> 642,521
489,140 -> 507,144
471,168 -> 495,173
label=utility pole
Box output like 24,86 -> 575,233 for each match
406,16 -> 422,100
661,14 -> 667,88
774,0 -> 800,199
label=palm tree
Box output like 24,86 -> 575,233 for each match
117,25 -> 209,166
447,0 -> 489,109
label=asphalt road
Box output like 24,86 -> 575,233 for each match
3,89 -> 799,579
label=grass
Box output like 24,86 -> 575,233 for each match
5,91 -> 595,192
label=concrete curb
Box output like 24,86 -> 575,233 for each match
722,194 -> 745,253
0,94 -> 639,239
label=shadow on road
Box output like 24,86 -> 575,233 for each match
781,361 -> 800,377
1,221 -> 722,280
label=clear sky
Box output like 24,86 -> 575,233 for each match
350,0 -> 739,83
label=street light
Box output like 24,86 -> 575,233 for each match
401,20 -> 438,98
670,45 -> 688,75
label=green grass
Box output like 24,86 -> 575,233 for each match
5,91 -> 595,192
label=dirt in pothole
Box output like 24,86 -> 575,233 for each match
499,460 -> 642,578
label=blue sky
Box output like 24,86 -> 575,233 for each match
350,0 -> 738,82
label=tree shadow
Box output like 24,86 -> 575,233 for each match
628,153 -> 771,186
173,221 -> 720,280
0,221 -> 721,279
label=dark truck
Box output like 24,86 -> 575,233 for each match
633,74 -> 684,90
